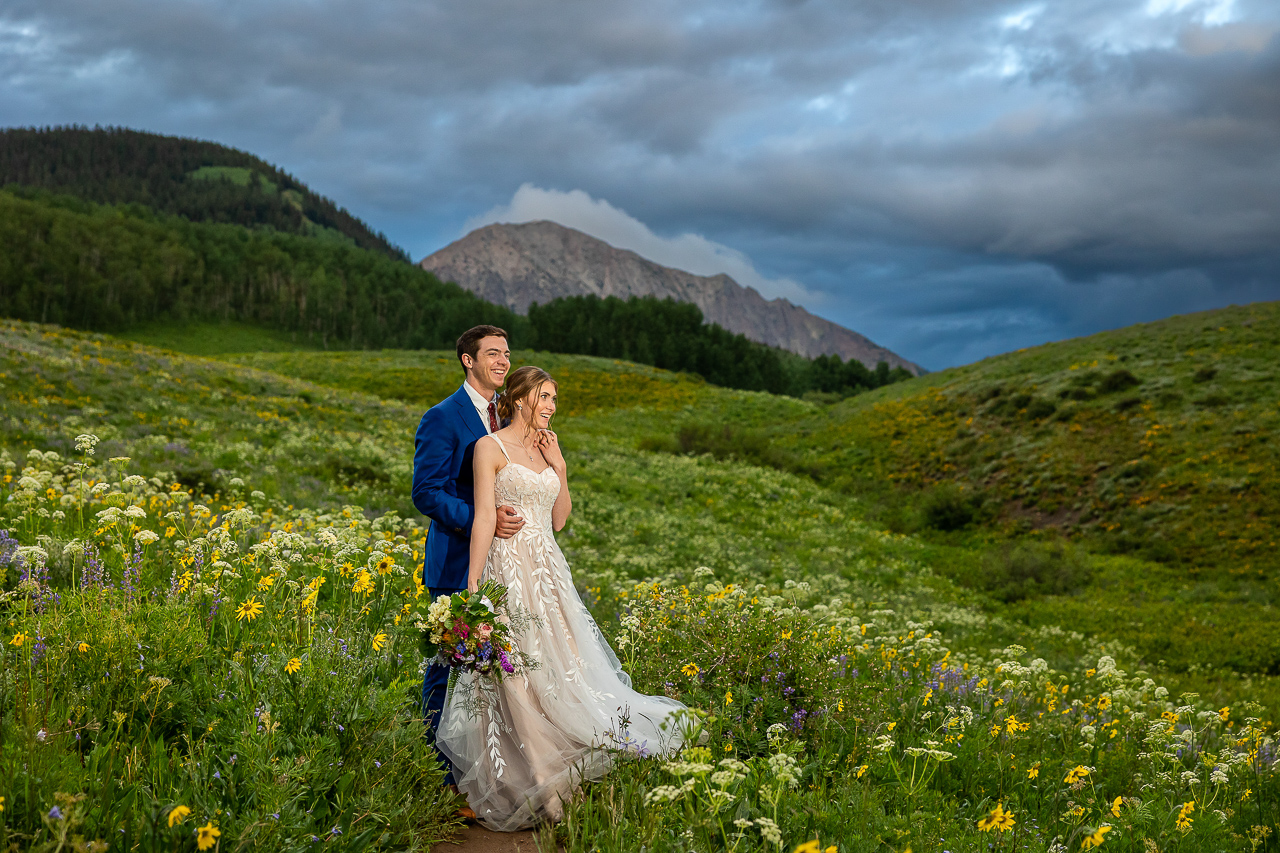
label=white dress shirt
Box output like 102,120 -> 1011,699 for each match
461,380 -> 499,435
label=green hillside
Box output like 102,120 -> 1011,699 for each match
0,319 -> 1276,851
0,126 -> 407,260
765,302 -> 1279,571
626,301 -> 1280,679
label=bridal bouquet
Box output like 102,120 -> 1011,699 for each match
415,580 -> 537,684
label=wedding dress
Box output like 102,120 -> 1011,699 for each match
435,436 -> 689,831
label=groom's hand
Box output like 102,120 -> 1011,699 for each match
494,505 -> 524,539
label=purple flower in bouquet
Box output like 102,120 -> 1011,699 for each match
499,650 -> 514,674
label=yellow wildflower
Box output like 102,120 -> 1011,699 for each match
257,575 -> 276,591
352,570 -> 375,596
1064,765 -> 1090,784
793,842 -> 820,853
1218,707 -> 1230,723
10,633 -> 26,647
167,805 -> 192,827
1081,826 -> 1112,849
286,657 -> 302,675
978,803 -> 1014,832
856,764 -> 868,779
1028,763 -> 1040,779
681,663 -> 699,677
372,632 -> 388,652
196,821 -> 220,850
235,597 -> 264,622
376,555 -> 395,575
1176,800 -> 1194,832
1110,796 -> 1122,817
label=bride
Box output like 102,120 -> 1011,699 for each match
435,366 -> 689,831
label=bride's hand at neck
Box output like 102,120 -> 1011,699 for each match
516,387 -> 564,473
514,386 -> 572,530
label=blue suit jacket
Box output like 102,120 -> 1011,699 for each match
412,386 -> 490,590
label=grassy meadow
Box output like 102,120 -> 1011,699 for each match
0,316 -> 1277,851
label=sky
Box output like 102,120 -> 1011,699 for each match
2,0 -> 1278,369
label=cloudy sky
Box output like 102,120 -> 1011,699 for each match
3,0 -> 1278,368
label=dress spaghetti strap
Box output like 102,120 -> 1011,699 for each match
488,434 -> 512,463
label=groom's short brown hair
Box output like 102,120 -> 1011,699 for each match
456,324 -> 508,371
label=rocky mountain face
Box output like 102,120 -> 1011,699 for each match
421,221 -> 922,373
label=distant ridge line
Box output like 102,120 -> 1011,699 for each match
421,220 -> 922,374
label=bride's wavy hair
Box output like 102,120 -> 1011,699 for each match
497,366 -> 557,428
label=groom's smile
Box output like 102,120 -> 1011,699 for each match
466,335 -> 511,395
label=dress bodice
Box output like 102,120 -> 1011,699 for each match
493,463 -> 559,527
486,434 -> 559,530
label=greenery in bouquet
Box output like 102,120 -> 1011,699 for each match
414,580 -> 539,683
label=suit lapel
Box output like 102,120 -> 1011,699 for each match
451,386 -> 488,441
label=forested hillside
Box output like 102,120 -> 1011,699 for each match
0,188 -> 520,349
526,295 -> 913,396
0,126 -> 407,260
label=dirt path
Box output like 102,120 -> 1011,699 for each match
431,823 -> 546,853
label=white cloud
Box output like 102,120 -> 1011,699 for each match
463,184 -> 822,305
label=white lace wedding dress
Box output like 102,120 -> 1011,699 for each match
436,436 -> 689,831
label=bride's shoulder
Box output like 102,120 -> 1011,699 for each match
474,433 -> 505,461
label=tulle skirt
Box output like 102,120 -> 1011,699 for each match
436,522 -> 688,831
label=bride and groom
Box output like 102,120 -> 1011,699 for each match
411,324 -> 689,831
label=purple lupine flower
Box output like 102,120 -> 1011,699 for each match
48,806 -> 64,821
81,543 -> 107,590
122,542 -> 143,602
791,708 -> 808,731
0,529 -> 18,571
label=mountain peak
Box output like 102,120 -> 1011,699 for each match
421,220 -> 921,373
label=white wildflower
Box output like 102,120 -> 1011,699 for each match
644,785 -> 685,804
754,817 -> 782,847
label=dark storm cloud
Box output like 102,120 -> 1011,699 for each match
2,0 -> 1278,367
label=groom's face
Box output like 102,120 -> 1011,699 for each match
465,335 -> 511,393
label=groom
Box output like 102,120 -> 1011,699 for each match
412,324 -> 525,792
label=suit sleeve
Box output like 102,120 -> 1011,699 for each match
411,407 -> 475,534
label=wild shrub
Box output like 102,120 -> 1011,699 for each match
1097,368 -> 1140,394
1023,398 -> 1056,420
1113,395 -> 1143,412
921,483 -> 978,531
1195,392 -> 1230,407
672,423 -> 803,473
980,541 -> 1093,602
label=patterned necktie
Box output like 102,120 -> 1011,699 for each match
487,401 -> 499,433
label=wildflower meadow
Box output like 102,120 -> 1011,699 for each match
0,317 -> 1277,851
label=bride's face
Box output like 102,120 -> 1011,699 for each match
523,383 -> 557,430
